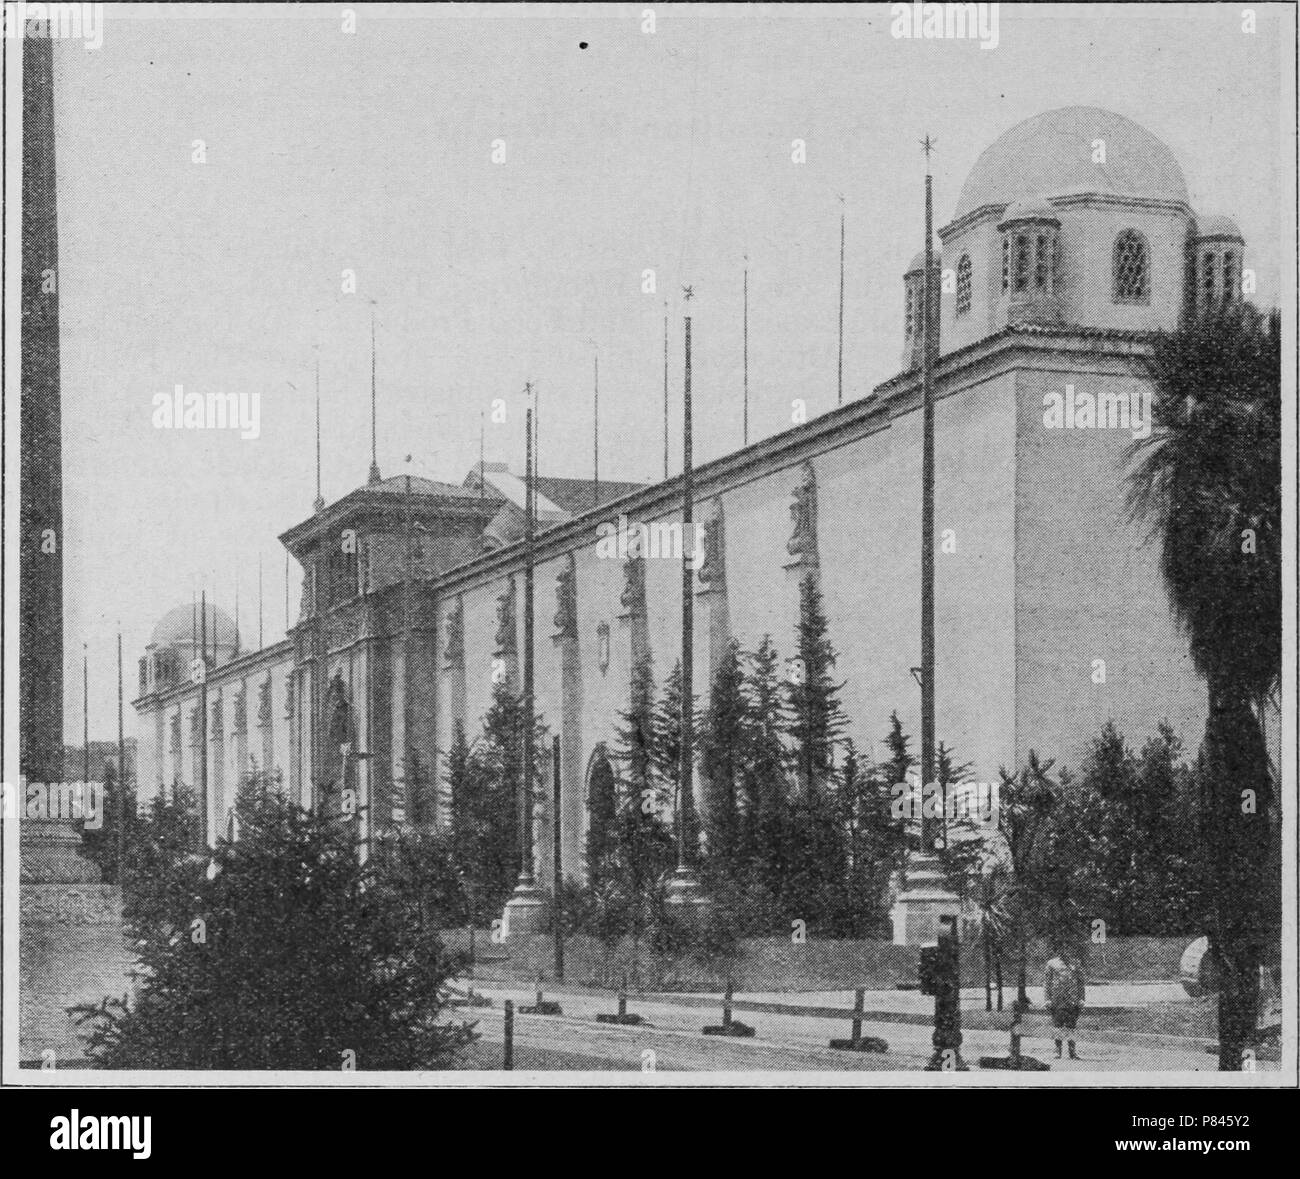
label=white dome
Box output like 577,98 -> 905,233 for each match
953,107 -> 1189,221
150,602 -> 238,648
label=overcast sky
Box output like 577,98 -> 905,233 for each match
48,3 -> 1288,742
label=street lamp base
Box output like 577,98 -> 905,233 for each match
663,867 -> 709,909
502,879 -> 551,936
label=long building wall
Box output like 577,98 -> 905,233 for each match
134,333 -> 1244,884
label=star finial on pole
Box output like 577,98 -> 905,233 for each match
920,134 -> 937,174
682,284 -> 694,303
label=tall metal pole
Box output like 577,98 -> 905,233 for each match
680,312 -> 693,870
258,553 -> 264,650
368,304 -> 380,485
592,354 -> 600,507
117,629 -> 125,882
667,290 -> 704,907
403,471 -> 413,825
838,199 -> 846,406
552,735 -> 564,981
663,303 -> 670,479
82,644 -> 89,787
199,589 -> 209,848
743,260 -> 749,445
519,402 -> 536,888
920,141 -> 937,850
314,358 -> 324,513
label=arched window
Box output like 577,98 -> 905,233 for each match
904,283 -> 915,338
1035,235 -> 1049,288
955,255 -> 972,316
1112,230 -> 1150,304
1013,234 -> 1031,293
1222,251 -> 1236,303
1001,237 -> 1010,292
1201,250 -> 1217,307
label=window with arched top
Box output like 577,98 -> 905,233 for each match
1201,250 -> 1217,307
1013,234 -> 1031,293
955,255 -> 972,316
1112,230 -> 1150,304
904,284 -> 915,338
1222,251 -> 1236,302
1001,237 -> 1010,292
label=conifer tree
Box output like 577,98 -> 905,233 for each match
784,575 -> 848,802
700,638 -> 747,863
740,636 -> 790,894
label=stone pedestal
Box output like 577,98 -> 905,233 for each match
502,881 -> 551,937
20,820 -> 135,1066
663,866 -> 709,912
890,852 -> 961,946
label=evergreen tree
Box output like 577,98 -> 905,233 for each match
784,575 -> 848,801
839,737 -> 907,937
651,661 -> 702,855
779,578 -> 850,930
606,650 -> 674,963
74,775 -> 474,1069
81,758 -> 138,886
700,639 -> 747,864
739,636 -> 791,917
452,682 -> 549,919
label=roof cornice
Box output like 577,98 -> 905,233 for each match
939,193 -> 1193,242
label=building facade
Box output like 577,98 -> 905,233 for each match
133,106 -> 1268,898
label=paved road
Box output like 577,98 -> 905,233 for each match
455,983 -> 1245,1073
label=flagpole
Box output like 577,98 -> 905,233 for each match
503,397 -> 549,930
667,287 -> 705,909
663,302 -> 670,478
837,197 -> 846,406
117,628 -> 125,883
743,259 -> 749,445
920,137 -> 937,850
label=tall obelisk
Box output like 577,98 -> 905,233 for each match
20,25 -> 64,788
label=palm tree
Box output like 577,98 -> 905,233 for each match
1127,302 -> 1281,1070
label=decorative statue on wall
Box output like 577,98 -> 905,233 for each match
210,694 -> 223,740
698,498 -> 727,592
257,676 -> 272,729
620,551 -> 646,616
233,684 -> 248,734
554,554 -> 578,638
444,595 -> 465,667
494,577 -> 517,655
787,460 -> 819,567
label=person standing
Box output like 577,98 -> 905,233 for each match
1045,949 -> 1085,1060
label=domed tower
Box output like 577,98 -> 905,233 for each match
1187,214 -> 1246,315
140,601 -> 240,694
935,106 -> 1195,354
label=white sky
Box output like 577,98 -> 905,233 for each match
48,3 -> 1289,741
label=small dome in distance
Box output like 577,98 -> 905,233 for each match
905,247 -> 941,275
150,602 -> 239,649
